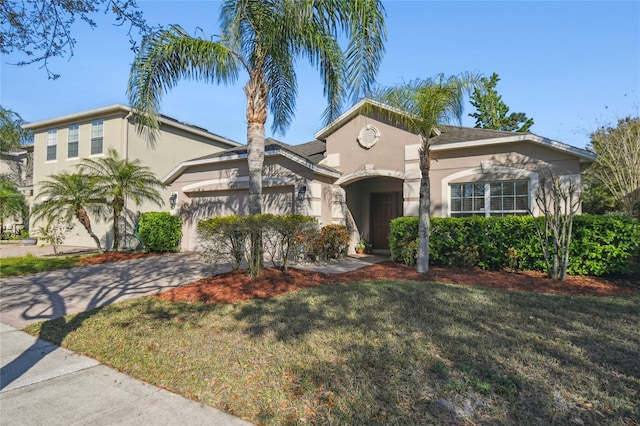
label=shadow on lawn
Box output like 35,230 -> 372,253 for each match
233,280 -> 640,424
0,253 -> 216,391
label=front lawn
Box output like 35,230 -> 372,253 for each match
26,279 -> 640,425
0,254 -> 83,277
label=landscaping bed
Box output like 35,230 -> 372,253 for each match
157,261 -> 637,305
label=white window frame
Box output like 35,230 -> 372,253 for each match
46,129 -> 57,162
450,180 -> 530,217
90,120 -> 104,156
67,124 -> 79,159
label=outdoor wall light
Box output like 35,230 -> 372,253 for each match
169,193 -> 177,209
297,185 -> 307,202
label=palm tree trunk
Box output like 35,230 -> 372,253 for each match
112,198 -> 124,251
75,207 -> 103,254
244,72 -> 268,278
417,138 -> 431,273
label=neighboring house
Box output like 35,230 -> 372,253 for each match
1,146 -> 33,234
23,105 -> 239,248
165,99 -> 596,252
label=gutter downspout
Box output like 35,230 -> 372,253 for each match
123,111 -> 133,249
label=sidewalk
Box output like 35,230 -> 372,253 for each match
0,322 -> 252,425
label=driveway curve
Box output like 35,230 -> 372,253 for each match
0,252 -> 225,329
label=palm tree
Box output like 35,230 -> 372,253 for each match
369,73 -> 480,273
0,106 -> 33,152
128,0 -> 386,216
31,172 -> 106,253
0,176 -> 26,234
78,148 -> 164,251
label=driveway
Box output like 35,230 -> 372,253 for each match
0,252 -> 225,329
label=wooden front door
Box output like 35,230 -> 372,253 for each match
370,192 -> 400,249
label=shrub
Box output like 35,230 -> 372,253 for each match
308,224 -> 350,261
390,214 -> 640,276
138,212 -> 182,252
197,215 -> 250,269
263,214 -> 318,272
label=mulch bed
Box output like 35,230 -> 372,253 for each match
156,261 -> 638,305
79,251 -> 163,265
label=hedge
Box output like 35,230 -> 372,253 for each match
390,214 -> 640,276
138,212 -> 182,252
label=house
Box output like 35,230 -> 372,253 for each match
164,99 -> 596,252
23,105 -> 240,248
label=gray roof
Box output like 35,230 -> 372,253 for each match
431,125 -> 527,145
190,138 -> 327,165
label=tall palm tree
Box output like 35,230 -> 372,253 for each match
31,172 -> 106,253
369,73 -> 480,273
78,148 -> 164,251
128,0 -> 386,216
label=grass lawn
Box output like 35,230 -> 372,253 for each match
0,254 -> 83,277
26,279 -> 639,425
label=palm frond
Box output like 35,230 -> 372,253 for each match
127,25 -> 239,143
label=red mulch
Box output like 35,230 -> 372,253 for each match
156,261 -> 638,305
79,251 -> 162,265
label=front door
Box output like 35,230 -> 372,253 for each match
370,192 -> 400,250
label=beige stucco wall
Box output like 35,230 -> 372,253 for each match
28,108 -> 235,248
171,155 -> 321,251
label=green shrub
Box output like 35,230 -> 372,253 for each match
197,215 -> 250,269
138,212 -> 182,253
263,214 -> 318,272
390,214 -> 640,276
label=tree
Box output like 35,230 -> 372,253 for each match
128,0 -> 386,276
31,172 -> 106,253
0,106 -> 32,151
369,73 -> 480,273
129,0 -> 385,215
583,116 -> 640,217
533,172 -> 581,281
78,148 -> 164,251
468,73 -> 534,132
1,0 -> 155,79
0,176 -> 26,234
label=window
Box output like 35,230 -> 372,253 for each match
91,120 -> 103,155
46,129 -> 57,161
67,125 -> 79,158
451,180 -> 529,217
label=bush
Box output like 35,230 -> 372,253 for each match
138,212 -> 182,252
197,215 -> 250,269
390,214 -> 640,276
263,214 -> 318,272
307,224 -> 350,261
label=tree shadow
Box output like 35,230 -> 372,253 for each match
0,253 -> 215,391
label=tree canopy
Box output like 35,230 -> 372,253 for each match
0,106 -> 32,151
468,73 -> 534,132
583,116 -> 640,217
1,0 -> 154,79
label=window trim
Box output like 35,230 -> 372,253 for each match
90,119 -> 104,156
67,124 -> 79,159
46,129 -> 57,162
450,180 -> 530,217
441,167 -> 540,216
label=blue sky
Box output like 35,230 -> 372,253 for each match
1,1 -> 638,149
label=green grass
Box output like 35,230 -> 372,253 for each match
0,254 -> 83,277
26,280 -> 640,425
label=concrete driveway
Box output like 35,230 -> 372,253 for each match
0,252 -> 226,329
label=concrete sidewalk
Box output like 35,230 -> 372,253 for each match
0,322 -> 252,425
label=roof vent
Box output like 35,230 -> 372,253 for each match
357,125 -> 380,149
